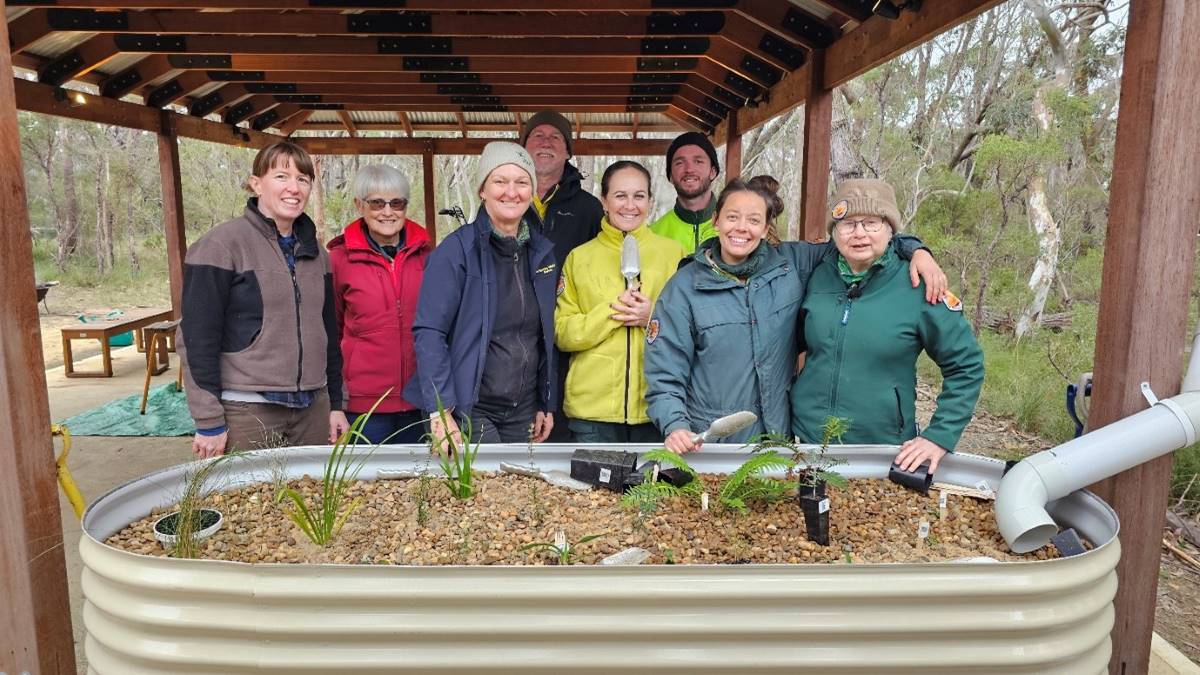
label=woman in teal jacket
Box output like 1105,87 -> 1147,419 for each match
790,179 -> 984,474
644,177 -> 946,453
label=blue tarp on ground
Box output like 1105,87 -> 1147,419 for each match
58,383 -> 194,436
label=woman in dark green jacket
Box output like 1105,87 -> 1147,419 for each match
645,177 -> 947,453
790,179 -> 984,474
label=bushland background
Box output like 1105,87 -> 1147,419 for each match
19,0 -> 1200,656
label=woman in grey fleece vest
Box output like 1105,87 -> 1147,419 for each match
178,142 -> 347,458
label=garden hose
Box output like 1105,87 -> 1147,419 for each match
52,424 -> 86,520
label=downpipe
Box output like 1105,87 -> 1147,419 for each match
997,326 -> 1200,553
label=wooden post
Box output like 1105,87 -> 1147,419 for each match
723,111 -> 742,180
801,50 -> 833,242
1086,2 -> 1200,673
422,148 -> 437,242
0,1 -> 78,671
158,112 -> 187,319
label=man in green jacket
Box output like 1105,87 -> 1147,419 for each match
650,132 -> 720,254
790,179 -> 984,475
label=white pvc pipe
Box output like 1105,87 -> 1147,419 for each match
997,374 -> 1200,552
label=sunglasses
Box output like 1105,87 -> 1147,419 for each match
365,198 -> 408,211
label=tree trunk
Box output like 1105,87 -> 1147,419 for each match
95,155 -> 112,274
1015,0 -> 1071,339
125,170 -> 139,276
311,156 -> 327,243
56,143 -> 79,269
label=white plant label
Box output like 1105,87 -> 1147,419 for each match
651,464 -> 661,483
917,520 -> 931,539
975,480 -> 992,494
701,492 -> 710,511
599,468 -> 612,484
818,498 -> 831,514
938,491 -> 948,508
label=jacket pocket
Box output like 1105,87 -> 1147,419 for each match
893,387 -> 906,438
565,352 -> 621,420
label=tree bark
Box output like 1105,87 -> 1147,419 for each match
311,156 -> 327,243
1015,0 -> 1071,339
56,136 -> 79,269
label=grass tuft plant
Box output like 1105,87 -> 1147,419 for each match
428,397 -> 479,500
275,398 -> 381,546
167,454 -> 231,559
520,530 -> 605,565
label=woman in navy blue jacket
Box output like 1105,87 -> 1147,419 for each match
404,142 -> 558,448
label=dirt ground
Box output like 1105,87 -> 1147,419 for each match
40,312 -> 1199,669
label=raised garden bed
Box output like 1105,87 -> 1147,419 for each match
81,444 -> 1120,674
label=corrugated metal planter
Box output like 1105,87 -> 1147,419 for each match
81,445 -> 1120,674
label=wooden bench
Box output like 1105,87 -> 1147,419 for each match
61,308 -> 173,378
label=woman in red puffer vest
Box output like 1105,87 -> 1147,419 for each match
328,164 -> 432,444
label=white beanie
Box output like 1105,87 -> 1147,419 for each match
477,141 -> 537,193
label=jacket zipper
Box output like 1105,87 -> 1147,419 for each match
290,266 -> 303,391
829,293 -> 852,415
623,325 -> 631,423
513,250 -> 531,407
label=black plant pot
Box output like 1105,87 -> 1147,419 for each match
798,479 -> 830,546
888,462 -> 933,495
797,475 -> 826,499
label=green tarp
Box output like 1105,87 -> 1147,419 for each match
58,383 -> 194,436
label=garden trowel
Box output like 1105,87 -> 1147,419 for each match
691,411 -> 758,444
500,462 -> 593,492
620,234 -> 640,290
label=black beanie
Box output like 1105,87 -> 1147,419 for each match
665,132 -> 720,177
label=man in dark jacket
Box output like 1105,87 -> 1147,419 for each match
521,110 -> 605,441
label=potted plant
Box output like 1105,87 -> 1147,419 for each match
796,417 -> 851,546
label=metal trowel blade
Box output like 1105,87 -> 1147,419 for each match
694,410 -> 758,442
620,234 -> 640,283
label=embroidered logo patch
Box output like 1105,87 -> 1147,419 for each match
646,318 -> 661,344
831,199 -> 850,220
556,273 -> 566,296
536,263 -> 557,275
942,291 -> 963,312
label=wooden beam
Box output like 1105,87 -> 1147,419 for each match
295,121 -> 683,134
7,8 -> 50,53
800,50 -> 832,242
723,109 -> 742,180
336,110 -> 358,137
36,32 -> 119,85
574,113 -> 583,141
277,109 -> 314,137
99,54 -> 174,100
825,0 -> 1005,88
455,112 -> 467,138
1087,2 -> 1200,674
4,1 -> 807,12
806,0 -> 873,24
143,71 -> 211,108
632,112 -> 639,139
713,60 -> 810,142
157,113 -> 187,317
399,111 -> 413,138
0,3 -> 77,672
14,77 -> 279,148
422,149 -> 436,241
294,136 -> 673,157
512,111 -> 522,137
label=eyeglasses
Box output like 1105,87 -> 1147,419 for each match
834,218 -> 886,235
365,198 -> 408,211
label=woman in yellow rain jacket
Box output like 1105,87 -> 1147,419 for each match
555,161 -> 686,442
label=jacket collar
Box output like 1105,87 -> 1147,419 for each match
672,192 -> 716,225
597,216 -> 649,249
692,240 -> 788,291
245,198 -> 320,259
471,204 -> 555,265
334,217 -> 431,256
819,238 -> 902,290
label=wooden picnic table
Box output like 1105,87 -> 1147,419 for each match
61,308 -> 173,378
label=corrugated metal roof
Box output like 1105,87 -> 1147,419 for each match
25,31 -> 95,61
406,111 -> 458,124
347,110 -> 402,124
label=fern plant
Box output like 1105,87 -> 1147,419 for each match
619,449 -> 703,516
276,398 -> 380,546
717,450 -> 796,513
799,417 -> 851,491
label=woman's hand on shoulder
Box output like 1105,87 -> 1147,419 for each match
908,249 -> 947,304
894,436 -> 948,474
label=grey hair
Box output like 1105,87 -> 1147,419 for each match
352,164 -> 410,201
